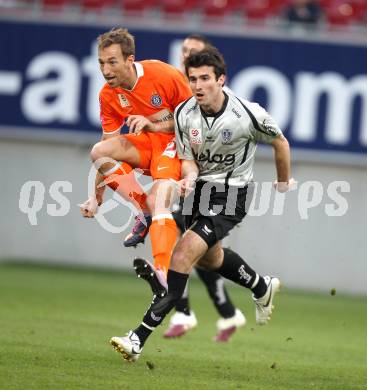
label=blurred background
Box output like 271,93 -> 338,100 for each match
0,0 -> 366,294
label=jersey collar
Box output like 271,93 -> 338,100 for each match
134,62 -> 144,79
122,62 -> 144,91
200,91 -> 229,119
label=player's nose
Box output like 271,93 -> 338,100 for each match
101,64 -> 112,76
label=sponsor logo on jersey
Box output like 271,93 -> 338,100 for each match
118,94 -> 130,107
190,128 -> 202,144
162,141 -> 176,158
231,108 -> 241,118
151,93 -> 162,107
222,129 -> 233,144
194,149 -> 235,166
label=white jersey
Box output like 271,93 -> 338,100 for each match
174,92 -> 282,186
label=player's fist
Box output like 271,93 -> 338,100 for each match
78,196 -> 100,218
177,177 -> 196,197
273,178 -> 297,193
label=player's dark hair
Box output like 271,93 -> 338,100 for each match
185,34 -> 212,46
97,27 -> 135,59
184,46 -> 226,80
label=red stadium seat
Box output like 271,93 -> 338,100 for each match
242,0 -> 284,21
325,0 -> 360,25
351,0 -> 367,21
42,0 -> 74,8
121,0 -> 158,12
318,0 -> 334,6
160,0 -> 198,15
201,0 -> 240,18
81,0 -> 118,12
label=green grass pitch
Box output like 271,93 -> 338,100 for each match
0,263 -> 366,390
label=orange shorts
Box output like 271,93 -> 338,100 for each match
124,132 -> 181,181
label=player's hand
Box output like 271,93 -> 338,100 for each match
177,177 -> 196,197
126,115 -> 154,135
273,178 -> 297,193
78,196 -> 100,218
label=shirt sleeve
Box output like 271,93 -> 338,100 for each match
246,101 -> 283,144
99,93 -> 124,134
174,102 -> 195,160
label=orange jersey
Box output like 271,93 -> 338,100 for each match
99,60 -> 192,134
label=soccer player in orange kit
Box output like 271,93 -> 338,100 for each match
79,27 -> 192,279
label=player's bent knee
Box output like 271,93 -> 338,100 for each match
171,250 -> 185,265
90,142 -> 106,162
197,244 -> 223,270
197,256 -> 215,271
171,250 -> 191,272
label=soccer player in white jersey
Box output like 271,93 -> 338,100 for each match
164,34 -> 246,342
110,46 -> 293,362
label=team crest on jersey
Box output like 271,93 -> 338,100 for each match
221,129 -> 233,144
151,93 -> 162,107
190,128 -> 202,144
118,94 -> 130,108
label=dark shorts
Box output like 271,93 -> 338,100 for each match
173,181 -> 253,248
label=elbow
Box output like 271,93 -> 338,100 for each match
273,134 -> 290,153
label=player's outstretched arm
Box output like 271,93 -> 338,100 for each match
271,134 -> 294,193
176,160 -> 199,197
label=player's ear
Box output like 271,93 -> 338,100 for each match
218,74 -> 226,86
126,54 -> 135,63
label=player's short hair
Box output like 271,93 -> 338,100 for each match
184,46 -> 226,80
97,27 -> 135,59
185,34 -> 212,46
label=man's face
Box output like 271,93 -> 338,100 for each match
181,38 -> 206,70
188,65 -> 225,110
98,43 -> 134,88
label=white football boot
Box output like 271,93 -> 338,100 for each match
110,331 -> 142,362
163,311 -> 198,338
214,308 -> 246,342
252,276 -> 281,325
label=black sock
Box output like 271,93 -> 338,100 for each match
175,280 -> 191,315
167,270 -> 190,302
195,267 -> 235,318
133,323 -> 152,346
135,270 -> 189,345
216,248 -> 267,298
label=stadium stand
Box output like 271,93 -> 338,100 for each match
121,0 -> 158,13
242,0 -> 288,21
81,0 -> 118,12
160,0 -> 199,16
201,0 -> 240,18
42,0 -> 73,9
325,0 -> 364,25
1,0 -> 367,30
